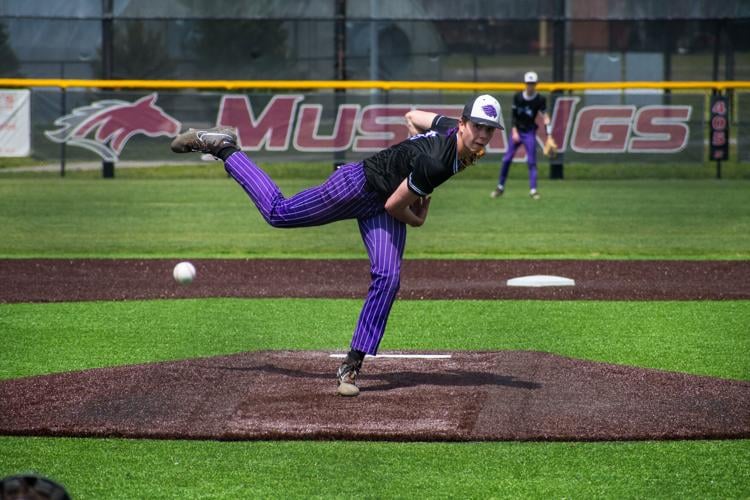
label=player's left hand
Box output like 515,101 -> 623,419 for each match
511,129 -> 521,144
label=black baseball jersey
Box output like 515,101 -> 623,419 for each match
511,92 -> 547,132
363,116 -> 459,199
430,115 -> 459,135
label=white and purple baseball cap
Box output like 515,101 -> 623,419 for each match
462,94 -> 504,129
524,71 -> 539,83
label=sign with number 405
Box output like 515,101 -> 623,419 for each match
709,95 -> 729,161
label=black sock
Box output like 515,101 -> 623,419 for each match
346,349 -> 366,366
217,146 -> 240,162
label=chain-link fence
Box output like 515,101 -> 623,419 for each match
1,0 -> 749,168
1,0 -> 749,82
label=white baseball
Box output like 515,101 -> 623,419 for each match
173,261 -> 196,285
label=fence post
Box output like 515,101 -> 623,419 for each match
333,0 -> 347,171
101,0 -> 115,178
550,0 -> 566,180
59,88 -> 66,177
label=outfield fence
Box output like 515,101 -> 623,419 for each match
0,78 -> 748,171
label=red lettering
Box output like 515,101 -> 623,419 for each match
218,95 -> 303,151
353,105 -> 412,151
629,105 -> 691,153
711,99 -> 727,115
712,131 -> 727,146
548,97 -> 579,153
571,106 -> 634,153
293,104 -> 359,151
208,95 -> 699,159
711,115 -> 727,130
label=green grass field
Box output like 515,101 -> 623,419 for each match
1,165 -> 749,259
1,164 -> 749,499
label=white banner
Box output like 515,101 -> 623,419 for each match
0,90 -> 31,157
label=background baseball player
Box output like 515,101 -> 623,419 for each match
491,71 -> 555,200
171,95 -> 503,397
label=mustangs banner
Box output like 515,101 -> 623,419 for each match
29,90 -> 712,163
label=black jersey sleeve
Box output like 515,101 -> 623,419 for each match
407,154 -> 453,196
430,115 -> 459,135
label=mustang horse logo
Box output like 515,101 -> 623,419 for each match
45,93 -> 180,161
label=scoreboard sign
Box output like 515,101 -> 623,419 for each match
709,94 -> 729,161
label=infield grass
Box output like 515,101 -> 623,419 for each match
1,166 -> 748,499
1,298 -> 749,499
1,298 -> 748,381
1,438 -> 747,499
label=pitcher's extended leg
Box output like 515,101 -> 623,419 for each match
225,152 -> 380,227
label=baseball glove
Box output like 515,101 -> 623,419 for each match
543,136 -> 558,158
458,147 -> 485,170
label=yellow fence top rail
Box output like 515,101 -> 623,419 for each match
0,78 -> 748,92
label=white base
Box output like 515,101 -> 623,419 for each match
506,275 -> 576,287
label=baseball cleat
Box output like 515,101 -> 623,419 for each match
336,359 -> 362,397
490,186 -> 504,198
170,127 -> 237,155
530,190 -> 541,200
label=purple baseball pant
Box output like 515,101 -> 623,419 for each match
499,129 -> 538,190
224,151 -> 405,355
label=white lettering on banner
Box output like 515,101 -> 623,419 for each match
0,90 -> 31,157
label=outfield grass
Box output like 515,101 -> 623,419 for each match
0,175 -> 748,259
2,158 -> 749,180
1,167 -> 748,499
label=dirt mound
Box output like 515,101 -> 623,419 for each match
1,351 -> 747,442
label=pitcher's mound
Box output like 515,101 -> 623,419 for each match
0,351 -> 747,442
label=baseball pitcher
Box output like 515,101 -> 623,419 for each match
171,95 -> 503,397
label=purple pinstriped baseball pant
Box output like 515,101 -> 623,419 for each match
499,129 -> 538,190
225,151 -> 405,355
